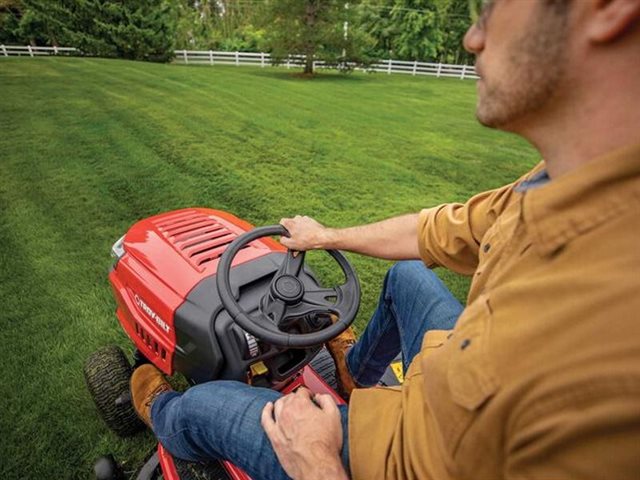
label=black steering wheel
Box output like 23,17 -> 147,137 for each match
216,225 -> 360,348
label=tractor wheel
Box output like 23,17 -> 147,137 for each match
84,345 -> 145,437
309,347 -> 338,390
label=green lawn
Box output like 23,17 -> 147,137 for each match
0,57 -> 538,479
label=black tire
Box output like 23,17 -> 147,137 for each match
84,345 -> 145,437
309,347 -> 338,390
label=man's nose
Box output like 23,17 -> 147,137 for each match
463,23 -> 485,54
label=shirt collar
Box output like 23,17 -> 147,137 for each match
522,143 -> 640,257
515,169 -> 551,192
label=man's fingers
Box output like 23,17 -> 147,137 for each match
294,387 -> 313,399
261,402 -> 276,433
314,393 -> 338,411
274,396 -> 286,421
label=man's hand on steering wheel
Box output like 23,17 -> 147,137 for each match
279,216 -> 332,251
261,388 -> 349,480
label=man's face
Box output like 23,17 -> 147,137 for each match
464,0 -> 571,130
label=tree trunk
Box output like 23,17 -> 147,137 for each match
303,0 -> 316,75
304,56 -> 314,74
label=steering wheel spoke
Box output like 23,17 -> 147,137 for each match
302,286 -> 340,307
262,297 -> 287,325
277,250 -> 305,277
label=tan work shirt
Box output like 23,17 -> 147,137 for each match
349,143 -> 640,479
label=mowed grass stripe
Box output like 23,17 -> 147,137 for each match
0,57 -> 538,479
0,99 -> 158,477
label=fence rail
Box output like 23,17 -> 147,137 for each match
174,49 -> 478,80
1,45 -> 78,57
1,45 -> 478,80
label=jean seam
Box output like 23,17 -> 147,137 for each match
155,427 -> 192,444
390,300 -> 409,368
352,300 -> 396,385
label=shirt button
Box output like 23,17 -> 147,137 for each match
483,244 -> 491,253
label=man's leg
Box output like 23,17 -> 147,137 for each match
150,380 -> 350,480
346,261 -> 463,386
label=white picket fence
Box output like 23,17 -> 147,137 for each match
174,50 -> 478,80
1,45 -> 478,80
1,45 -> 78,57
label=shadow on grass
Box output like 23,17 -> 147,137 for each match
238,67 -> 379,83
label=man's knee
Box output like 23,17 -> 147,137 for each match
387,261 -> 437,292
165,381 -> 243,428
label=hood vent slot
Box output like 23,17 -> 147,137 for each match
154,210 -> 240,269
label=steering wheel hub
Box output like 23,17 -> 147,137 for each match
272,275 -> 304,304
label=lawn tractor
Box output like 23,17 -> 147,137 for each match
84,208 -> 401,480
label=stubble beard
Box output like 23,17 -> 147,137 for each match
475,7 -> 570,130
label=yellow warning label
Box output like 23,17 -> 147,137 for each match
391,361 -> 404,384
250,361 -> 268,376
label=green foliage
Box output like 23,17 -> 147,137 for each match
5,0 -> 177,62
0,0 -> 22,43
263,0 -> 376,74
1,0 -> 475,65
174,0 -> 268,52
357,0 -> 474,63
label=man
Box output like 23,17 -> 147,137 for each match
131,0 -> 640,478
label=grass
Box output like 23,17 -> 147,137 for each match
0,57 -> 538,479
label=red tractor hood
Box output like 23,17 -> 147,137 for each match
122,208 -> 284,299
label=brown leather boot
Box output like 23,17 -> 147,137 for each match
326,316 -> 359,401
130,364 -> 172,428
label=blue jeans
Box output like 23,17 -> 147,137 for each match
151,261 -> 463,480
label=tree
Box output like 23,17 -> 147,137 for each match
7,0 -> 177,62
263,0 -> 375,75
357,0 -> 473,63
174,0 -> 268,51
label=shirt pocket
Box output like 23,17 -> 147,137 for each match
425,296 -> 500,460
448,299 -> 499,411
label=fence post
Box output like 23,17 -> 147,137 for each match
53,45 -> 58,55
286,56 -> 290,69
183,50 -> 188,64
1,45 -> 7,57
27,45 -> 34,57
261,52 -> 265,68
412,60 -> 417,76
387,59 -> 392,74
235,51 -> 239,66
461,64 -> 467,80
437,62 -> 442,78
209,50 -> 213,65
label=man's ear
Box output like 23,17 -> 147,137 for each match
588,0 -> 640,43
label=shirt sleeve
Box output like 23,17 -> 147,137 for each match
417,163 -> 544,275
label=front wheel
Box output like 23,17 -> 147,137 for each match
84,345 -> 145,437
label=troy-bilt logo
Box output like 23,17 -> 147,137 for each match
134,294 -> 170,333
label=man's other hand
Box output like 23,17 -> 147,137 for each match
279,215 -> 332,251
261,388 -> 348,480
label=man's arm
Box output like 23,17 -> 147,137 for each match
280,214 -> 421,260
280,166 -> 539,271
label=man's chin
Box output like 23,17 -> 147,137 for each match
475,104 -> 500,129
